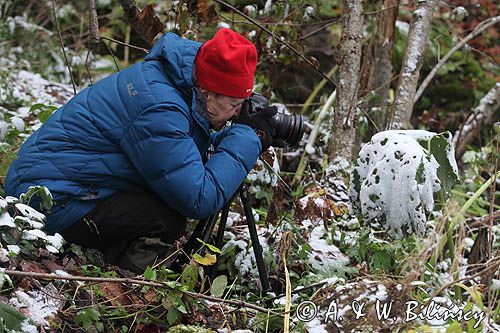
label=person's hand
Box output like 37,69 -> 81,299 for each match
233,104 -> 277,152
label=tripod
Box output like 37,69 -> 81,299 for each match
183,183 -> 271,291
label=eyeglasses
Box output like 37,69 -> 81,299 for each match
208,92 -> 245,111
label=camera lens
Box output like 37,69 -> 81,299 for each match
274,113 -> 304,146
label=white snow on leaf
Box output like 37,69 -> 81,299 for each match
0,212 -> 16,228
7,245 -> 20,254
0,121 -> 8,141
0,248 -> 9,263
22,229 -> 48,241
46,245 -> 59,254
14,216 -> 44,229
264,0 -> 272,14
10,116 -> 25,132
306,224 -> 349,272
15,203 -> 45,222
350,130 -> 443,238
46,233 -> 64,250
0,267 -> 13,288
5,196 -> 19,204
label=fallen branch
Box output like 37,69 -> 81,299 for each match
415,15 -> 500,103
3,269 -> 279,316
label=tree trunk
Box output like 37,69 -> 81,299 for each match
454,83 -> 500,159
329,0 -> 364,166
389,0 -> 436,129
366,0 -> 399,130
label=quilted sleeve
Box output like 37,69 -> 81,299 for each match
120,103 -> 261,219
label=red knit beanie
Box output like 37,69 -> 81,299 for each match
195,28 -> 257,98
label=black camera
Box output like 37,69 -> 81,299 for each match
246,93 -> 305,146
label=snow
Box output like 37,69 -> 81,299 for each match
264,0 -> 272,14
9,287 -> 63,326
15,203 -> 46,222
302,221 -> 350,272
14,216 -> 44,229
0,267 -> 13,288
21,320 -> 38,333
46,233 -> 64,250
7,245 -> 20,254
218,22 -> 230,29
350,130 -> 447,238
0,248 -> 9,263
10,116 -> 24,131
0,212 -> 16,228
22,229 -> 48,241
490,279 -> 500,291
244,5 -> 257,16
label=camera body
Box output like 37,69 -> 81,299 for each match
245,93 -> 304,146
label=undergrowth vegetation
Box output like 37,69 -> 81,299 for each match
0,1 -> 499,332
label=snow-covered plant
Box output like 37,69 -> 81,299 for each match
0,186 -> 63,261
349,130 -> 459,239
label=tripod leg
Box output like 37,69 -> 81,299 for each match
215,204 -> 231,250
240,184 -> 271,292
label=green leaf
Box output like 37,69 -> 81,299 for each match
193,253 -> 217,266
196,238 -> 221,253
143,266 -> 156,280
0,301 -> 26,332
167,307 -> 180,326
429,132 -> 460,198
180,264 -> 198,291
75,307 -> 100,331
210,275 -> 228,298
29,103 -> 57,124
369,249 -> 392,272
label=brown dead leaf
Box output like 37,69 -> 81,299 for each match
187,0 -> 217,24
136,4 -> 163,44
20,260 -> 48,274
136,323 -> 162,333
97,282 -> 130,306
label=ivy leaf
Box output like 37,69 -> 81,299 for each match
143,266 -> 156,281
167,307 -> 180,326
75,308 -> 100,331
0,301 -> 26,332
210,275 -> 228,298
193,253 -> 217,266
180,264 -> 198,291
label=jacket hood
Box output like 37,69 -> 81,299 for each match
145,33 -> 202,89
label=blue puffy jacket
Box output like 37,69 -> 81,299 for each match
6,33 -> 261,234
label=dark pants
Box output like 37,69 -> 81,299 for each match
60,191 -> 187,274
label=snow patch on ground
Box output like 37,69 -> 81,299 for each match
9,286 -> 63,327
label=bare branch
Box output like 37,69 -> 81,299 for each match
415,15 -> 500,103
453,83 -> 500,159
211,0 -> 337,90
51,0 -> 77,95
3,269 -> 280,315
